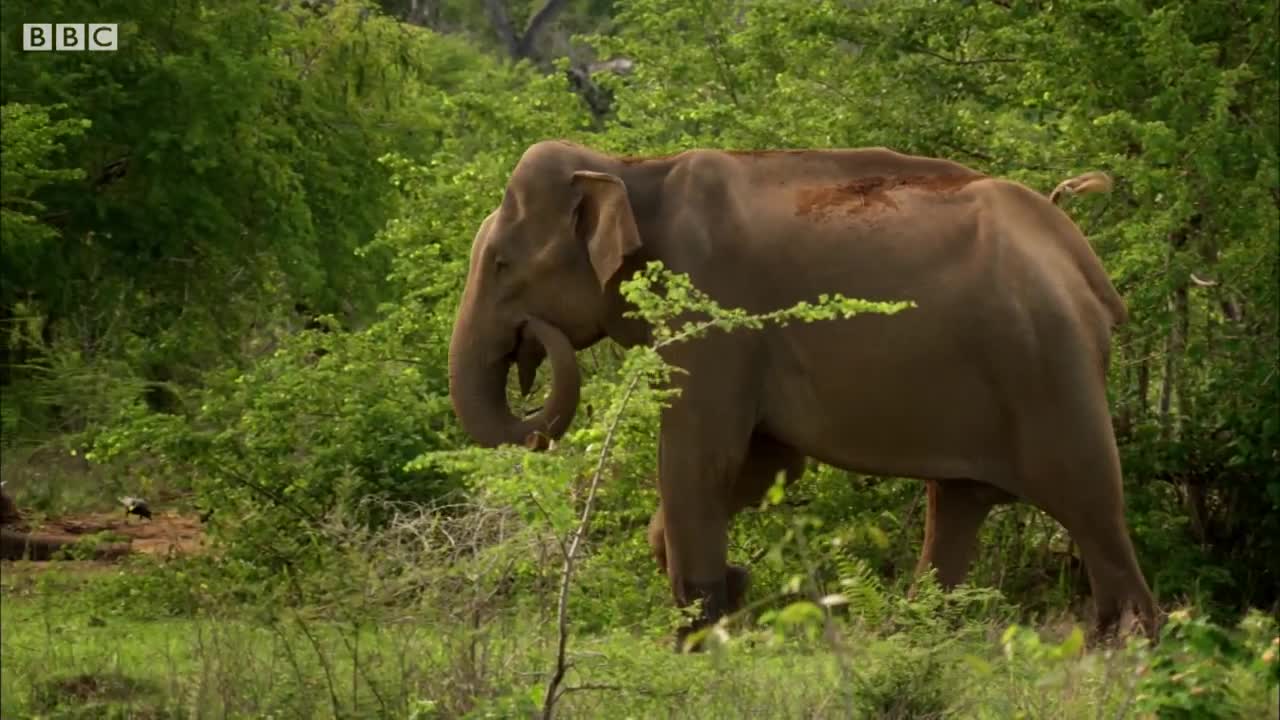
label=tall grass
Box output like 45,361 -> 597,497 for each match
3,501 -> 1275,719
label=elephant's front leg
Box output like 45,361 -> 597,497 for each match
657,427 -> 756,651
647,505 -> 751,613
647,433 -> 804,616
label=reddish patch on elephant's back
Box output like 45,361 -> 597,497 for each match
618,151 -> 686,164
619,148 -> 807,164
726,149 -> 808,157
795,174 -> 984,220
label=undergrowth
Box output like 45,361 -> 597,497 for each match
2,499 -> 1276,719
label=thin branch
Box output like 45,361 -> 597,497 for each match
485,0 -> 569,61
703,21 -> 741,106
554,682 -> 684,701
541,373 -> 643,720
526,492 -> 570,560
379,356 -> 436,367
913,48 -> 1021,66
939,142 -> 997,163
517,0 -> 569,59
214,453 -> 323,525
285,585 -> 343,716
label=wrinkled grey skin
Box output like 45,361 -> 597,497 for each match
447,140 -> 1159,650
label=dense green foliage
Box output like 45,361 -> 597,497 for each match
2,0 -> 1277,715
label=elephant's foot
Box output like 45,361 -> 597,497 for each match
673,567 -> 754,653
674,623 -> 699,653
672,577 -> 728,653
1088,594 -> 1164,647
725,564 -> 750,613
675,618 -> 728,653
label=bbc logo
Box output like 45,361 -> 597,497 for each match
23,24 -> 119,52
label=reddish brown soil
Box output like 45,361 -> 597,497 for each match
33,511 -> 207,557
2,508 -> 207,570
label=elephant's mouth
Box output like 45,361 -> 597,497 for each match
506,323 -> 548,399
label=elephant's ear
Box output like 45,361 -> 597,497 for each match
572,170 -> 642,290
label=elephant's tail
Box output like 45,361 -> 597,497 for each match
1049,171 -> 1113,206
1045,171 -> 1127,327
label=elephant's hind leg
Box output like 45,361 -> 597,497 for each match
1011,398 -> 1159,639
913,478 -> 1014,589
647,507 -> 668,573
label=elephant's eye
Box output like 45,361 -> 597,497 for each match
493,256 -> 509,274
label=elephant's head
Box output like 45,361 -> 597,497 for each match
448,141 -> 642,448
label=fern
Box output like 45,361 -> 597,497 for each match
836,553 -> 888,629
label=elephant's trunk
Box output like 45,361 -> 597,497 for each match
448,316 -> 581,448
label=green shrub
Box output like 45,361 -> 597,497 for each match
1134,609 -> 1280,719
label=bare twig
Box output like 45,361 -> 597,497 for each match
939,142 -> 997,163
702,19 -> 741,106
527,492 -> 570,560
541,373 -> 643,720
379,356 -> 436,366
555,682 -> 685,701
290,609 -> 343,716
913,48 -> 1021,65
334,616 -> 391,716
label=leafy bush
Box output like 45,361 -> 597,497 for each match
86,324 -> 465,573
1134,609 -> 1280,719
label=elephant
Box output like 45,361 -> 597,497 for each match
446,140 -> 1160,650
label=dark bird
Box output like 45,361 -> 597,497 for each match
119,496 -> 152,522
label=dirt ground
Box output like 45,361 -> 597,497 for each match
2,509 -> 208,571
33,510 -> 207,558
1,448 -> 208,568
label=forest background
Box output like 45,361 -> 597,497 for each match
1,1 -> 1277,718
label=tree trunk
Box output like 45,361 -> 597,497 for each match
483,0 -> 569,63
1136,338 -> 1150,423
1160,227 -> 1192,439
